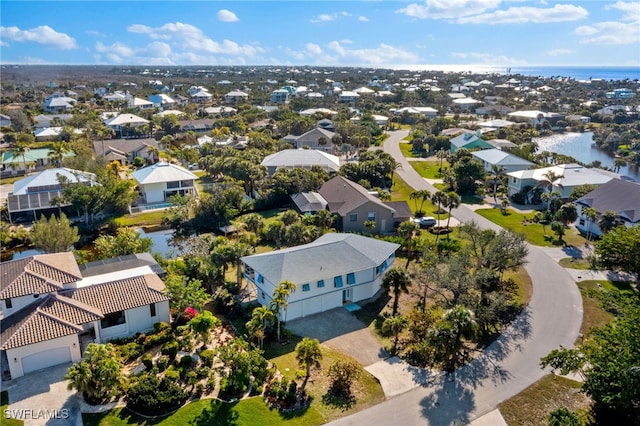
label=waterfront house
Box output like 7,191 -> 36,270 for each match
471,149 -> 535,174
575,178 -> 640,237
506,163 -> 618,200
241,233 -> 399,320
131,161 -> 198,204
0,252 -> 169,379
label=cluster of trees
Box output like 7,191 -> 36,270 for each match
382,222 -> 528,371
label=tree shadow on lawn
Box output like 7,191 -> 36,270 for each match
321,392 -> 356,412
191,400 -> 240,426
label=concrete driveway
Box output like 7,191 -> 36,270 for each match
3,363 -> 82,426
287,307 -> 388,367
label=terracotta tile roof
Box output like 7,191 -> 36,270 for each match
63,274 -> 168,315
0,295 -> 89,350
0,253 -> 82,299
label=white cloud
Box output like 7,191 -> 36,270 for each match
457,4 -> 588,24
606,1 -> 640,21
396,0 -> 502,19
96,41 -> 134,57
451,51 -> 527,65
358,16 -> 369,22
127,22 -> 263,57
575,21 -> 639,45
547,48 -> 572,57
575,2 -> 639,45
217,9 -> 239,22
288,41 -> 419,65
311,11 -> 353,23
0,25 -> 77,49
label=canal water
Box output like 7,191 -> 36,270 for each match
4,227 -> 187,261
534,131 -> 640,182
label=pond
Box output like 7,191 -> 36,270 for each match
534,131 -> 640,182
3,227 -> 190,261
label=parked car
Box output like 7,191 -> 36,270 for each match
411,216 -> 437,228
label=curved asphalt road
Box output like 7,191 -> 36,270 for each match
329,130 -> 583,425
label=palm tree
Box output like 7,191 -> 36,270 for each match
436,148 -> 447,172
582,207 -> 598,241
440,305 -> 478,372
295,337 -> 323,391
48,142 -> 70,167
488,164 -> 506,203
270,280 -> 296,341
598,210 -> 620,235
409,189 -> 431,215
11,142 -> 29,173
444,191 -> 461,230
431,191 -> 447,223
382,315 -> 407,355
147,145 -> 159,164
397,220 -> 420,269
382,267 -> 411,316
248,305 -> 274,349
556,202 -> 578,227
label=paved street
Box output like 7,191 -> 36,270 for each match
327,131 -> 583,425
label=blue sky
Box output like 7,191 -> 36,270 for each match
1,1 -> 638,67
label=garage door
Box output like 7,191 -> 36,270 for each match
21,347 -> 71,375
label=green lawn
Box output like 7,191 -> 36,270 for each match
498,375 -> 589,426
399,142 -> 422,158
408,160 -> 449,179
113,211 -> 167,228
577,280 -> 635,338
270,346 -> 385,423
474,208 -> 586,247
83,397 -> 324,426
1,391 -> 24,426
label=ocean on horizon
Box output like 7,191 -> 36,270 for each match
387,64 -> 640,82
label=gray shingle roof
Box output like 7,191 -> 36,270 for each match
318,176 -> 395,217
576,179 -> 640,223
241,233 -> 399,285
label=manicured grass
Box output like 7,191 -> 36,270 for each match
270,346 -> 385,423
474,208 -> 586,247
576,280 -> 635,338
83,396 -> 324,426
1,391 -> 24,426
409,160 -> 449,179
113,211 -> 167,228
0,175 -> 28,185
558,257 -> 594,270
399,142 -> 426,158
498,374 -> 590,426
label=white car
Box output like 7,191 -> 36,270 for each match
411,216 -> 437,228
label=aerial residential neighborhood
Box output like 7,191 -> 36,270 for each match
0,62 -> 637,426
1,2 -> 639,425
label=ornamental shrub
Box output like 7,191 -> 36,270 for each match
161,341 -> 179,361
125,373 -> 189,416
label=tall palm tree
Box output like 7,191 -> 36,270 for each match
48,141 -> 70,167
488,164 -> 506,203
582,207 -> 598,241
147,145 -> 159,164
397,220 -> 420,269
431,191 -> 447,223
295,337 -> 323,391
250,305 -> 274,349
270,280 -> 297,341
11,142 -> 29,173
438,305 -> 478,372
436,148 -> 447,172
409,189 -> 431,215
382,267 -> 412,316
444,191 -> 461,230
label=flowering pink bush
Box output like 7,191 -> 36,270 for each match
184,307 -> 199,320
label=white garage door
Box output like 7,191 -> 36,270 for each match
22,347 -> 71,375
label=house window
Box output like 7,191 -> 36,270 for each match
166,181 -> 180,189
579,219 -> 585,226
150,303 -> 157,317
350,214 -> 357,222
5,298 -> 12,309
367,212 -> 375,221
347,273 -> 356,285
334,276 -> 343,288
257,275 -> 264,284
302,283 -> 310,292
101,311 -> 126,329
317,280 -> 325,288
